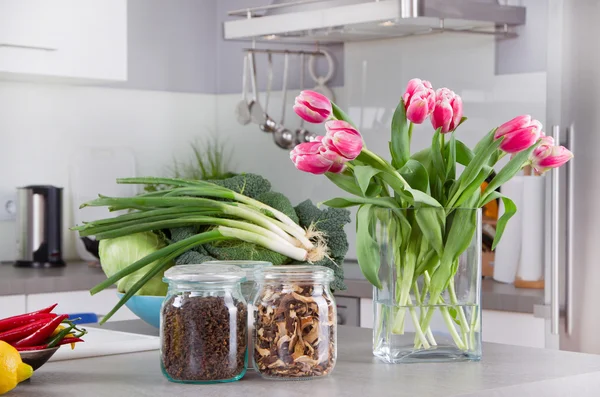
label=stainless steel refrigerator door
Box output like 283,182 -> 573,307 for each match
545,0 -> 600,353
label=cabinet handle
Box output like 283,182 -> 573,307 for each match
550,125 -> 560,335
0,43 -> 57,52
565,124 -> 574,336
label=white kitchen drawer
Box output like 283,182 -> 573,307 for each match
481,309 -> 545,348
359,299 -> 545,348
0,0 -> 127,82
0,295 -> 26,319
26,290 -> 136,323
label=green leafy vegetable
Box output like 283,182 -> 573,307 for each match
98,232 -> 173,296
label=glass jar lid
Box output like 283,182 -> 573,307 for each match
203,260 -> 273,282
255,265 -> 334,283
163,264 -> 246,283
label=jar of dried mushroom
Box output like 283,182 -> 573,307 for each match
253,265 -> 337,380
160,264 -> 247,384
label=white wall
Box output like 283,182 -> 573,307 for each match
0,81 -> 216,260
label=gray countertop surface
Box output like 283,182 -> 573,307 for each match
0,261 -> 107,295
10,320 -> 600,397
0,261 -> 543,313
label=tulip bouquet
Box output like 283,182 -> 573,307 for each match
290,80 -> 572,357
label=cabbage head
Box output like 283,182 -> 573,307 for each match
98,232 -> 172,296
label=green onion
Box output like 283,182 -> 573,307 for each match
79,178 -> 328,323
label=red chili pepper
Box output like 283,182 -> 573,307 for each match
14,337 -> 84,352
0,313 -> 56,333
0,304 -> 58,332
0,318 -> 54,343
12,314 -> 68,347
57,337 -> 84,346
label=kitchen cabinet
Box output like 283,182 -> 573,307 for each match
358,298 -> 545,348
0,295 -> 26,319
0,0 -> 127,82
26,290 -> 137,323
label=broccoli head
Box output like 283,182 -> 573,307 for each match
256,191 -> 299,224
294,200 -> 351,291
209,173 -> 271,199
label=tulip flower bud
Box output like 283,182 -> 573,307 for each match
494,115 -> 542,153
402,78 -> 435,124
290,137 -> 345,174
322,120 -> 364,161
530,143 -> 573,174
293,90 -> 333,124
430,88 -> 463,134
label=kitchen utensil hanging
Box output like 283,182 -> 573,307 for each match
235,54 -> 251,125
273,52 -> 295,149
308,48 -> 335,102
241,48 -> 327,150
248,51 -> 265,125
295,53 -> 317,144
259,53 -> 277,133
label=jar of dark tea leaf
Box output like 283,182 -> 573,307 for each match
160,264 -> 247,383
253,265 -> 337,380
204,260 -> 273,371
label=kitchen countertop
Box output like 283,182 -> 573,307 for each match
0,261 -> 543,313
0,261 -> 106,295
12,320 -> 600,397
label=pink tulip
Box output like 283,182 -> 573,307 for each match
293,90 -> 333,124
290,137 -> 345,174
430,88 -> 463,134
402,78 -> 435,124
322,120 -> 364,161
494,115 -> 542,153
319,146 -> 347,173
531,145 -> 573,173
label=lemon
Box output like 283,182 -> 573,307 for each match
0,341 -> 33,395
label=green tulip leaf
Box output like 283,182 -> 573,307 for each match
399,159 -> 429,194
415,207 -> 445,257
482,140 -> 542,200
431,129 -> 445,183
354,165 -> 381,195
325,172 -> 363,196
331,102 -> 357,128
390,99 -> 410,170
456,139 -> 474,166
458,136 -> 502,191
320,196 -> 399,211
445,133 -> 456,180
485,191 -> 518,250
356,204 -> 382,289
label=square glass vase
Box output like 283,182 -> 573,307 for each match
372,208 -> 482,363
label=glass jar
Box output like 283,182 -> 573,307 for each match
204,260 -> 273,371
203,260 -> 273,302
253,265 -> 337,380
160,264 -> 247,383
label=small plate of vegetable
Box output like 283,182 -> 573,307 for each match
0,304 -> 87,370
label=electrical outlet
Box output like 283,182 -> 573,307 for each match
0,194 -> 17,221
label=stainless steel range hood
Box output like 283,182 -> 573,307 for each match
224,0 -> 526,43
